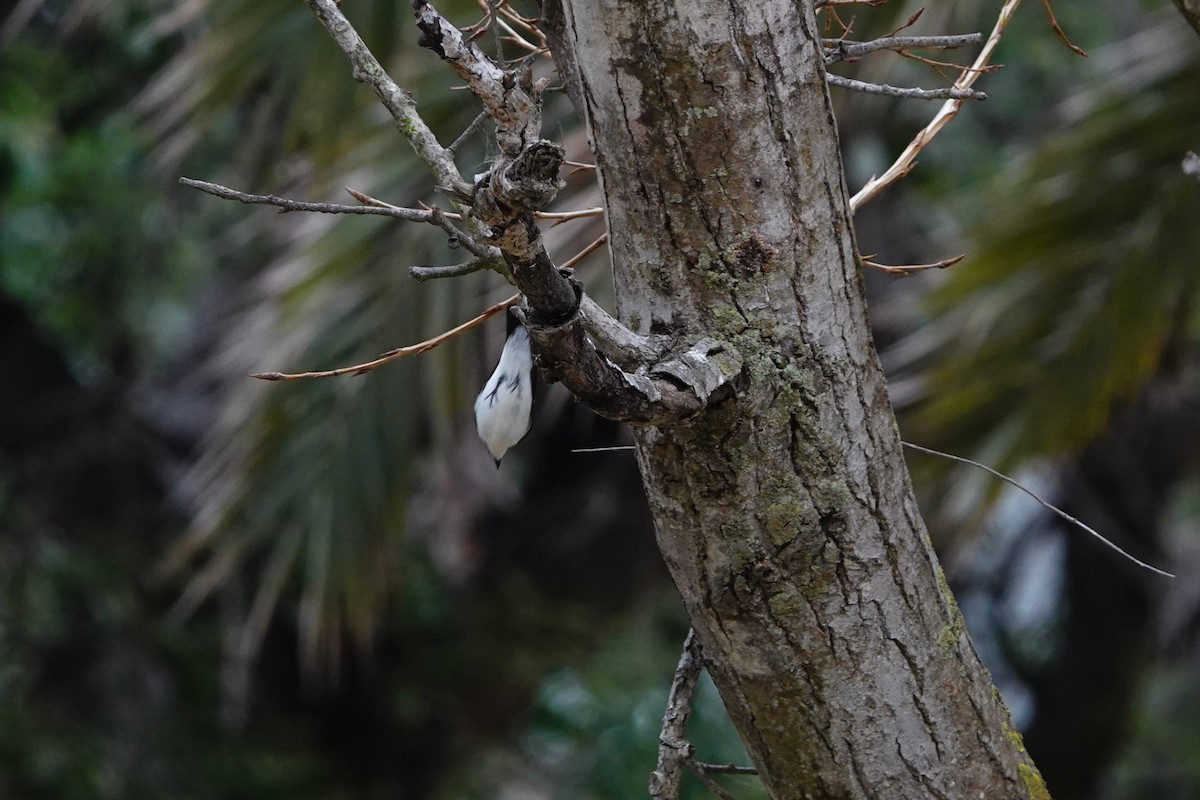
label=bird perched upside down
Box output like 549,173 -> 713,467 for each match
474,323 -> 534,465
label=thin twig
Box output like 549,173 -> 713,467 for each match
409,256 -> 504,281
251,294 -> 519,381
861,253 -> 965,276
826,74 -> 987,101
882,6 -> 928,38
897,49 -> 1002,75
494,16 -> 543,53
693,762 -> 759,776
180,178 -> 434,222
849,0 -> 1021,212
648,629 -> 702,800
1040,0 -> 1088,57
902,442 -> 1175,578
539,207 -> 605,221
560,233 -> 610,270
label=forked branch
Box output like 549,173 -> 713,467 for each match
848,0 -> 1021,211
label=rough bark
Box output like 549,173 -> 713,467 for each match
558,1 -> 1047,797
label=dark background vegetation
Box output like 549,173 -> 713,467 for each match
1,0 -> 1197,797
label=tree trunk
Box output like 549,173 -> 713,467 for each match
558,1 -> 1047,797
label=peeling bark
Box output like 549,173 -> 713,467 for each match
558,1 -> 1047,797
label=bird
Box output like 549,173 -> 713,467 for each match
474,323 -> 534,465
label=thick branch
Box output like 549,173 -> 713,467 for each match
510,245 -> 715,426
412,0 -> 544,155
578,294 -> 668,369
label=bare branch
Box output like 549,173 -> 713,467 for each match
826,74 -> 987,101
823,33 -> 982,64
649,629 -> 702,800
304,0 -> 470,197
902,442 -> 1175,578
251,295 -> 519,381
412,0 -> 544,155
180,178 -> 435,222
849,0 -> 1022,212
287,0 -> 729,425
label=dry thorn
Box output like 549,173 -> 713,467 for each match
861,253 -> 965,275
559,232 -> 609,270
884,7 -> 925,38
1041,0 -> 1088,57
344,186 -> 402,209
539,207 -> 605,222
897,49 -> 1002,75
252,294 -> 519,381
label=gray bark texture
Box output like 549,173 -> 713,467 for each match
556,1 -> 1049,797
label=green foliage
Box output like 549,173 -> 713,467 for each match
0,30 -> 215,378
907,49 -> 1200,472
1103,663 -> 1200,799
0,467 -> 343,800
435,593 -> 768,800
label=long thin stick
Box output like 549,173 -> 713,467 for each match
251,294 -> 520,381
902,442 -> 1175,578
849,0 -> 1022,212
181,178 -> 435,222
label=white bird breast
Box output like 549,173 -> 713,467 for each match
474,325 -> 534,463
